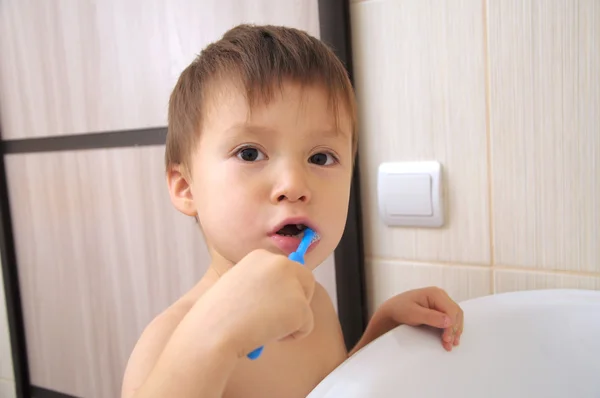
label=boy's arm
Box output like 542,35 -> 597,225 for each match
348,287 -> 464,357
121,302 -> 210,398
121,285 -> 209,398
130,304 -> 239,398
348,308 -> 394,356
122,249 -> 316,398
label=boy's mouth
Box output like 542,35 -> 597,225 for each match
271,222 -> 321,255
275,223 -> 307,237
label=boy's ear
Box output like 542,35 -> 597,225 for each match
167,165 -> 197,217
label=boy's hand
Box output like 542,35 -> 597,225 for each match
124,249 -> 316,398
350,286 -> 463,356
197,249 -> 317,358
379,287 -> 464,351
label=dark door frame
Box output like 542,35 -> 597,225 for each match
318,0 -> 368,351
0,2 -> 366,396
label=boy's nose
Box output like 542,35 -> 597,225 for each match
270,168 -> 311,204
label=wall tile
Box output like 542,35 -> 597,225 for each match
494,269 -> 600,293
366,259 -> 492,316
351,0 -> 490,265
488,0 -> 600,272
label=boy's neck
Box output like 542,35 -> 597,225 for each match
208,249 -> 235,278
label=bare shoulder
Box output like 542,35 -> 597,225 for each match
121,275 -> 217,398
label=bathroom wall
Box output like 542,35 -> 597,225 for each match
0,1 -> 338,397
350,0 -> 599,314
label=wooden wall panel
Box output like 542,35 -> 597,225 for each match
0,0 -> 320,139
5,146 -> 209,396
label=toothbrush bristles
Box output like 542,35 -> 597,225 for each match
296,229 -> 319,255
311,232 -> 320,244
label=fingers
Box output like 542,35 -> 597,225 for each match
424,287 -> 464,351
408,306 -> 451,329
413,303 -> 461,352
426,288 -> 458,317
442,329 -> 454,351
449,304 -> 464,349
453,309 -> 464,346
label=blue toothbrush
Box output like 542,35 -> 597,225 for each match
246,228 -> 317,360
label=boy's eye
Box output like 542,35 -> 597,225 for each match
237,147 -> 266,162
309,152 -> 336,166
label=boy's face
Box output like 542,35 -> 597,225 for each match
168,81 -> 354,271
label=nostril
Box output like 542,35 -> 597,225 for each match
275,194 -> 307,202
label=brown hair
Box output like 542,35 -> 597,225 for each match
165,24 -> 357,172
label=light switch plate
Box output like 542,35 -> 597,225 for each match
377,161 -> 444,228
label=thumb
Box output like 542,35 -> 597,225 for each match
407,306 -> 452,329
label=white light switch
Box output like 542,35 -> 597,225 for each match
378,161 -> 444,228
384,174 -> 433,216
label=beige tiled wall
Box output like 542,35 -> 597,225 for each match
351,0 -> 599,315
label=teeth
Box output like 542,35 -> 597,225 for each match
276,231 -> 321,242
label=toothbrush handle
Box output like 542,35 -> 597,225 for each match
247,346 -> 264,360
288,251 -> 305,265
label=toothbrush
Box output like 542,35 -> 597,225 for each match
246,228 -> 318,360
288,228 -> 316,265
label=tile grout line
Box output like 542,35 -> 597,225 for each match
367,256 -> 600,278
482,0 -> 496,294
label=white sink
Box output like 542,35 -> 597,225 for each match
308,289 -> 600,398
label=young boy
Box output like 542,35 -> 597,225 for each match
122,24 -> 464,398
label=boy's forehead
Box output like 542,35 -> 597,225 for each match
202,80 -> 352,135
222,122 -> 348,143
